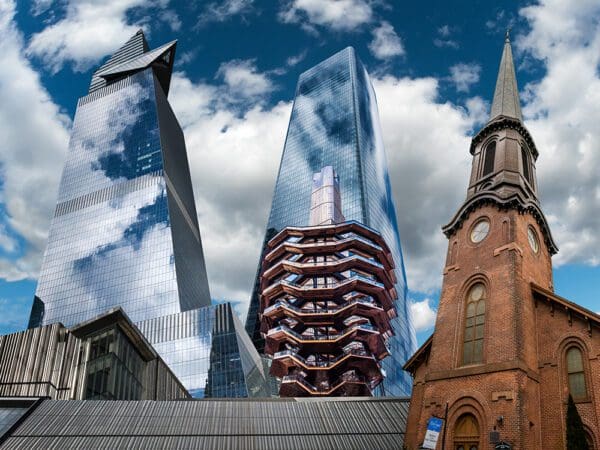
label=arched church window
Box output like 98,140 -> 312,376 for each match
482,142 -> 496,177
450,241 -> 458,265
454,413 -> 480,450
502,219 -> 509,244
566,347 -> 587,400
463,283 -> 486,365
522,146 -> 532,185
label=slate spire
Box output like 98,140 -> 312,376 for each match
489,30 -> 523,122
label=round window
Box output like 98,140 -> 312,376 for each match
528,226 -> 539,253
470,219 -> 490,243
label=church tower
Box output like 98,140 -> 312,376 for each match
404,33 -> 563,449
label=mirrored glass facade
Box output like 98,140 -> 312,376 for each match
246,47 -> 417,396
137,306 -> 213,398
24,32 -> 221,399
137,304 -> 268,398
30,32 -> 210,329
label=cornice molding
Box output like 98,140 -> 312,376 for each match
442,191 -> 559,255
471,116 -> 539,159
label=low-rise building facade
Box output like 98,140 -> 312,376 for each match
0,308 -> 188,401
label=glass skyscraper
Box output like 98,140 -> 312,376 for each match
20,31 -> 270,399
245,47 -> 417,395
29,30 -> 211,328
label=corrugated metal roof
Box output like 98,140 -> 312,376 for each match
1,397 -> 409,449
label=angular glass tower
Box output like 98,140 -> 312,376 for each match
22,31 -> 269,400
245,47 -> 417,396
29,31 -> 211,328
137,303 -> 268,398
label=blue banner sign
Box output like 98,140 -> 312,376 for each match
423,416 -> 444,449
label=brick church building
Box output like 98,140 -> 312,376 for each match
404,34 -> 599,449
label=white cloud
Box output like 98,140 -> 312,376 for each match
0,0 -> 71,281
160,9 -> 181,31
433,38 -> 459,49
438,25 -> 451,37
0,224 -> 17,253
175,50 -> 196,67
168,74 -> 291,301
198,0 -> 256,25
448,62 -> 481,92
216,59 -> 275,101
433,25 -> 459,49
464,96 -> 488,124
485,9 -> 515,32
369,21 -> 404,60
26,0 -> 175,73
373,76 -> 477,292
516,0 -> 600,268
286,50 -> 307,67
30,0 -> 55,16
279,0 -> 373,32
409,298 -> 437,332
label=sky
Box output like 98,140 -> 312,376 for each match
0,0 -> 599,347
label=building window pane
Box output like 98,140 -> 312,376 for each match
566,347 -> 587,400
482,142 -> 496,177
463,283 -> 486,365
522,146 -> 531,185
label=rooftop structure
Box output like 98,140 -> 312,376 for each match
309,166 -> 345,226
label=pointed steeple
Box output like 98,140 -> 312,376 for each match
489,30 -> 522,122
444,29 -> 558,256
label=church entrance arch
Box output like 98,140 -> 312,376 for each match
454,413 -> 480,450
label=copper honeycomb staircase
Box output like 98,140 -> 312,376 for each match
259,221 -> 398,397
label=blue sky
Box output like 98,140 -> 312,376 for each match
0,0 -> 599,347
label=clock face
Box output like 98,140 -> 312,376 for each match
528,226 -> 539,253
470,219 -> 490,243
